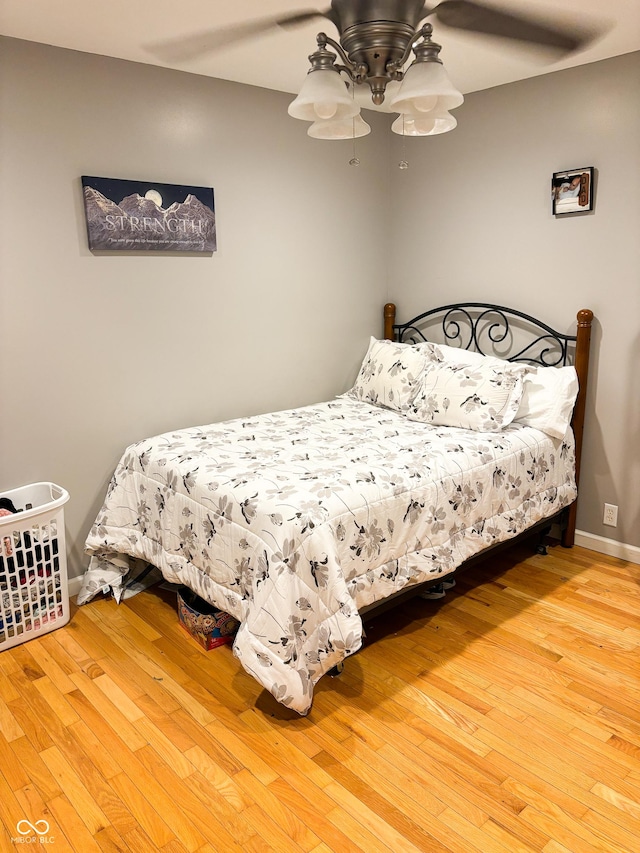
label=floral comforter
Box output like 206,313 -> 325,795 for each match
79,398 -> 576,714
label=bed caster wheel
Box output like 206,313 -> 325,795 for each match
536,543 -> 548,555
328,662 -> 344,677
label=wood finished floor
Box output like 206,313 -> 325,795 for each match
1,543 -> 639,852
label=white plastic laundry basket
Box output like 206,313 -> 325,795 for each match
1,482 -> 70,651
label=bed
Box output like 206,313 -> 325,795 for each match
77,301 -> 593,715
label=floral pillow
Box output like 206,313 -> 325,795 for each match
433,343 -> 579,438
406,359 -> 527,431
347,337 -> 441,412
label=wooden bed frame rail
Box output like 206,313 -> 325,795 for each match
383,302 -> 593,548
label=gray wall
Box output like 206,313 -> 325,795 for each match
389,52 -> 640,551
1,37 -> 638,582
0,38 -> 390,577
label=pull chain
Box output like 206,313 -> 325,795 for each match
399,115 -> 408,170
349,131 -> 360,166
349,85 -> 360,166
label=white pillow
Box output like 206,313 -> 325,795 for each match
406,359 -> 527,432
437,343 -> 508,368
515,365 -> 579,438
347,337 -> 441,412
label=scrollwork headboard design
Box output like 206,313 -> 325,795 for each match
383,301 -> 593,548
386,302 -> 578,367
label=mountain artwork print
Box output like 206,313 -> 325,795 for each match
81,177 -> 216,252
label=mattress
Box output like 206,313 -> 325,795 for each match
78,397 -> 576,714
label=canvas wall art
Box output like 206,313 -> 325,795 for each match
82,177 -> 216,252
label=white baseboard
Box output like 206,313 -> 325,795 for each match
575,530 -> 640,565
68,575 -> 84,599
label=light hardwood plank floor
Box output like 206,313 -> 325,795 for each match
1,543 -> 639,852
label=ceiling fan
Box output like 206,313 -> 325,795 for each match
149,1 -> 601,141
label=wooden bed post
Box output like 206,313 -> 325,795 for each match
384,303 -> 396,341
563,308 -> 594,547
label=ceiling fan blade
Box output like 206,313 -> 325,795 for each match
278,9 -> 336,30
433,0 -> 599,53
146,9 -> 331,63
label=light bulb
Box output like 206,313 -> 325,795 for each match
314,102 -> 338,120
413,94 -> 438,113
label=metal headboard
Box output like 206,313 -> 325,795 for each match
388,302 -> 576,367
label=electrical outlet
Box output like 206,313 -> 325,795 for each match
603,503 -> 618,527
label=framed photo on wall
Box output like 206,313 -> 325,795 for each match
81,176 -> 216,252
551,167 -> 594,216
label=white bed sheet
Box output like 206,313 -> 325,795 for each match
78,398 -> 576,714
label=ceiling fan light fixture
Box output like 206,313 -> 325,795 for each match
308,114 -> 372,139
288,67 -> 360,123
389,59 -> 464,115
391,109 -> 457,136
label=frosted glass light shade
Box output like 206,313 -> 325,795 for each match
389,61 -> 464,115
391,110 -> 457,136
308,114 -> 372,139
288,70 -> 359,122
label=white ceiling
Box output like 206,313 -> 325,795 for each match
1,0 -> 639,105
